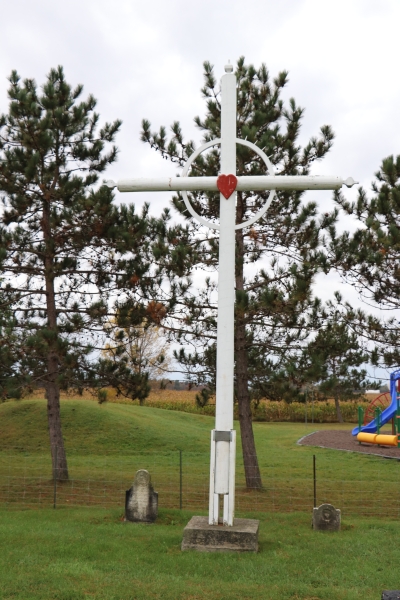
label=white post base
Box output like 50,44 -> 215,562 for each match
209,429 -> 236,526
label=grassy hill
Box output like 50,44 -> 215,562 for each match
1,397 -> 400,518
0,398 -> 212,454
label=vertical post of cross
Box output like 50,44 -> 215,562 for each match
208,64 -> 237,526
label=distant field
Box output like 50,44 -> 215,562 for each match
24,386 -> 202,403
21,388 -> 387,424
24,387 -> 384,404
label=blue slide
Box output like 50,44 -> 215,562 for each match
352,369 -> 400,436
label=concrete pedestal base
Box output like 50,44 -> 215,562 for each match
181,516 -> 259,552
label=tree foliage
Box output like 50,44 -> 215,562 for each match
0,67 -> 191,479
331,155 -> 400,309
330,155 -> 400,368
249,297 -> 373,419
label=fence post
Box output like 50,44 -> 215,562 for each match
311,391 -> 314,424
53,445 -> 58,509
305,389 -> 307,426
358,406 -> 364,444
179,450 -> 183,510
313,454 -> 316,508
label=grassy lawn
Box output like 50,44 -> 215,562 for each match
1,399 -> 400,598
0,506 -> 399,599
1,399 -> 400,517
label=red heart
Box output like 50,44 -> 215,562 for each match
217,174 -> 238,199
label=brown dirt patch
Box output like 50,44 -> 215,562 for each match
298,429 -> 400,459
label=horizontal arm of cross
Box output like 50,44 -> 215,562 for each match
106,175 -> 357,193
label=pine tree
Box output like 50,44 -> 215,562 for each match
249,301 -> 373,422
304,306 -> 372,422
331,155 -> 400,310
246,320 -> 324,405
141,58 -> 337,488
329,155 -> 400,368
0,67 -> 187,480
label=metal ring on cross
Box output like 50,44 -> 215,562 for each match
180,138 -> 276,231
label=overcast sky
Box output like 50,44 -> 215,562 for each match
2,0 -> 399,380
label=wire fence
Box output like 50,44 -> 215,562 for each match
2,446 -> 400,518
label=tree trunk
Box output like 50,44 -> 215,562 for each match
334,395 -> 344,423
235,317 -> 263,488
43,202 -> 69,481
46,380 -> 69,481
235,219 -> 262,489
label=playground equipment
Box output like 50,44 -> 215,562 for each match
352,369 -> 400,447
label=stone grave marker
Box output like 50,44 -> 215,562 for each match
312,503 -> 341,531
125,469 -> 158,523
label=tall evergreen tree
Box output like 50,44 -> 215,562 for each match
246,298 -> 373,422
331,155 -> 400,310
304,305 -> 372,422
329,155 -> 400,367
141,58 -> 337,488
0,67 -> 190,480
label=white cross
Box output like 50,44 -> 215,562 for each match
107,64 -> 356,527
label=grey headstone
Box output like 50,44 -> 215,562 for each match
312,503 -> 341,531
125,469 -> 158,523
382,593 -> 400,600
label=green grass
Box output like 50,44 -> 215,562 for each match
1,399 -> 400,517
1,399 -> 400,598
0,398 -> 212,454
0,507 -> 399,599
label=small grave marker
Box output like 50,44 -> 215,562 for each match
125,469 -> 158,523
312,503 -> 341,531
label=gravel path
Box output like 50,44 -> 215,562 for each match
298,429 -> 400,459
